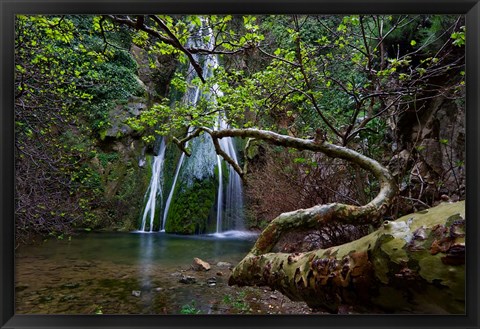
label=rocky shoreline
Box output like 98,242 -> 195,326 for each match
15,253 -> 318,315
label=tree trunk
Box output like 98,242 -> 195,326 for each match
229,201 -> 465,314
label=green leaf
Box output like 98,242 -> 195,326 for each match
337,24 -> 347,33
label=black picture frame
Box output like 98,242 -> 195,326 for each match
1,1 -> 479,328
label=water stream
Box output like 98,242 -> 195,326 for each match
15,16 -> 315,317
139,18 -> 245,234
140,139 -> 166,232
161,151 -> 185,231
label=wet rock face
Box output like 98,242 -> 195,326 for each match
163,133 -> 221,235
103,44 -> 176,141
130,45 -> 176,99
104,98 -> 149,138
164,177 -> 217,234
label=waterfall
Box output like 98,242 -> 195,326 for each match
161,50 -> 205,231
202,24 -> 245,233
138,17 -> 245,234
215,153 -> 223,233
215,118 -> 245,233
223,138 -> 245,231
139,139 -> 166,232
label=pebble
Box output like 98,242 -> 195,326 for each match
206,277 -> 217,286
179,275 -> 197,284
131,290 -> 141,297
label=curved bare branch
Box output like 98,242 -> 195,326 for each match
202,127 -> 397,255
106,15 -> 205,83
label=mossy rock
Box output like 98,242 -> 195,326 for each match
164,177 -> 217,234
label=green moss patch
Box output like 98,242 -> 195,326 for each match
165,177 -> 217,234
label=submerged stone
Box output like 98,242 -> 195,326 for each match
131,290 -> 141,297
61,282 -> 80,289
206,277 -> 217,286
179,275 -> 197,284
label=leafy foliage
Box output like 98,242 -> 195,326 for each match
180,301 -> 201,314
15,15 -> 146,240
15,14 -> 465,241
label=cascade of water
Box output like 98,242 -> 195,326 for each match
203,21 -> 245,233
161,19 -> 214,231
224,138 -> 245,230
214,118 -> 244,233
215,153 -> 223,233
139,139 -> 166,232
140,17 -> 245,234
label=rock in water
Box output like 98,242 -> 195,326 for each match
179,275 -> 197,284
192,257 -> 211,271
206,277 -> 217,286
131,290 -> 141,297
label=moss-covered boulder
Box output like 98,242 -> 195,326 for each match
164,177 -> 217,234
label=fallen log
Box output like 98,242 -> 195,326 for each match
229,201 -> 465,314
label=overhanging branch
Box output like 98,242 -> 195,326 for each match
106,15 -> 205,83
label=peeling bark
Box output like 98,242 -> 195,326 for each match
229,201 -> 465,314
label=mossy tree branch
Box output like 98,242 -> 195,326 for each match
228,201 -> 465,314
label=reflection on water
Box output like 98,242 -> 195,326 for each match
15,231 -> 259,314
17,231 -> 257,266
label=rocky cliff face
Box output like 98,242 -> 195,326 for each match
90,44 -> 177,231
388,95 -> 465,214
103,45 -> 176,140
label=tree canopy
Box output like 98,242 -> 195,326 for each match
14,14 -> 465,312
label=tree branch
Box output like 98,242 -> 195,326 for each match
208,127 -> 397,255
229,201 -> 465,314
149,15 -> 205,83
106,15 -> 205,83
172,127 -> 204,156
210,134 -> 245,178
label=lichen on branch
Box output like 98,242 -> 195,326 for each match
229,201 -> 465,314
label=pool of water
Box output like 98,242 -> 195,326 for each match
17,230 -> 257,266
15,231 -> 261,314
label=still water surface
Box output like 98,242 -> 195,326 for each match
15,231 -> 260,314
19,231 -> 256,265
